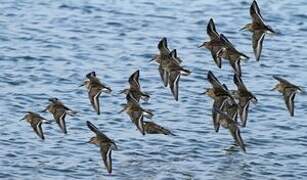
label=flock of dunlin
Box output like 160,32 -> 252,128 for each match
19,1 -> 303,174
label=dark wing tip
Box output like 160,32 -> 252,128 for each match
87,121 -> 97,133
38,132 -> 45,140
158,38 -> 166,49
207,70 -> 213,78
174,95 -> 179,101
222,84 -> 229,90
241,120 -> 247,127
86,71 -> 96,78
219,33 -> 226,41
39,131 -> 45,140
207,18 -> 215,28
207,71 -> 219,86
208,18 -> 215,28
256,54 -> 261,61
215,125 -> 220,133
251,0 -> 258,11
170,49 -> 177,58
131,70 -> 140,78
160,37 -> 168,47
96,107 -> 101,115
217,59 -> 222,68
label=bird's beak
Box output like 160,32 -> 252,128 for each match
270,87 -> 277,91
149,58 -> 156,63
86,138 -> 94,144
118,89 -> 126,94
102,87 -> 112,93
240,26 -> 247,31
297,86 -> 304,92
20,116 -> 26,121
79,83 -> 85,87
199,43 -> 205,48
200,89 -> 208,95
119,105 -> 127,114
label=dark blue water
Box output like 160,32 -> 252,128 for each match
1,0 -> 307,179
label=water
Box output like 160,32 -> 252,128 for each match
1,0 -> 307,179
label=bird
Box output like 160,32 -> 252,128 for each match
215,98 -> 239,133
199,18 -> 225,68
42,98 -> 76,134
80,71 -> 112,115
120,70 -> 150,102
213,107 -> 246,152
87,121 -> 118,174
202,71 -> 235,132
120,93 -> 153,135
218,34 -> 249,76
233,74 -> 257,127
143,121 -> 175,135
151,37 -> 172,87
162,49 -> 191,101
20,111 -> 46,140
241,0 -> 275,61
272,75 -> 302,116
151,38 -> 191,101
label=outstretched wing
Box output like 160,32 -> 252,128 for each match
207,18 -> 219,40
100,143 -> 113,174
229,125 -> 246,152
273,75 -> 301,90
250,0 -> 265,25
89,87 -> 103,115
210,46 -> 223,68
159,65 -> 169,87
129,70 -> 140,89
207,71 -> 224,90
283,90 -> 296,117
86,121 -> 111,141
169,71 -> 181,101
32,121 -> 45,140
252,31 -> 265,61
238,98 -> 251,127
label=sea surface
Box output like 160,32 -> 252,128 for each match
1,0 -> 307,179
